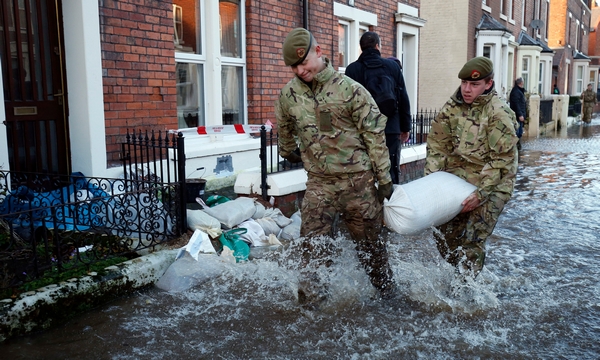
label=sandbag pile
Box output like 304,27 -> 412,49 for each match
186,196 -> 301,250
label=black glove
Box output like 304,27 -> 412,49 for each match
284,151 -> 302,164
377,182 -> 393,203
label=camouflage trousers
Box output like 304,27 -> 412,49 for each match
433,194 -> 508,277
300,170 -> 394,293
582,104 -> 594,123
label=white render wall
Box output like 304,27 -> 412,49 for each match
418,0 -> 470,110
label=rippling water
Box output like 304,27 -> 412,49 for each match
2,119 -> 600,359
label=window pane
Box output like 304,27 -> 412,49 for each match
338,23 -> 349,67
176,62 -> 205,128
222,65 -> 243,125
220,0 -> 241,58
173,0 -> 200,54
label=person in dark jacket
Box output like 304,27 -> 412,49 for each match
345,32 -> 411,184
509,77 -> 526,150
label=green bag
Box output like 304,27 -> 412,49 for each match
218,228 -> 250,262
206,195 -> 230,207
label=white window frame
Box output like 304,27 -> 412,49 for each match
334,2 -> 377,73
395,3 -> 425,115
482,0 -> 491,13
521,0 -> 526,31
576,65 -> 584,94
522,56 -> 530,90
500,0 -> 514,23
576,19 -> 580,51
173,5 -> 183,45
174,0 -> 247,129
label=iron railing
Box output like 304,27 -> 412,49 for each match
0,130 -> 187,293
258,109 -> 437,199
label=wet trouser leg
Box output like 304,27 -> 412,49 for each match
433,195 -> 506,277
299,171 -> 394,297
386,134 -> 400,185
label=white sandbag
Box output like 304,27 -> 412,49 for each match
187,209 -> 222,238
263,208 -> 293,228
175,229 -> 216,261
280,210 -> 301,240
383,171 -> 477,235
255,217 -> 282,237
252,201 -> 267,219
155,253 -> 230,292
237,219 -> 269,247
202,196 -> 257,229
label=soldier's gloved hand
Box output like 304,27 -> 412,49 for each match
284,152 -> 302,164
377,182 -> 393,203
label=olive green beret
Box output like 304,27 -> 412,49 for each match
282,28 -> 313,66
458,56 -> 494,81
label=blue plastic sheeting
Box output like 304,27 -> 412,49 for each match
0,172 -> 109,231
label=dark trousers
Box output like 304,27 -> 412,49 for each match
386,134 -> 401,184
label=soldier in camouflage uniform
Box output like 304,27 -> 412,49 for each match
275,28 -> 395,305
581,83 -> 597,124
425,57 -> 518,278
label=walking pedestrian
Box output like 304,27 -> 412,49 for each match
345,31 -> 411,185
509,77 -> 526,150
275,28 -> 396,306
581,83 -> 597,124
425,56 -> 518,279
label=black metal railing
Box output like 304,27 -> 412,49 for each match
0,130 -> 187,294
258,109 -> 437,199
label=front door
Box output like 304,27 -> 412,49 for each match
1,0 -> 69,174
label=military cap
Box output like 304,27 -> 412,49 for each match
458,56 -> 494,81
282,28 -> 313,66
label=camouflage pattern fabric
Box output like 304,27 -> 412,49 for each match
433,194 -> 506,276
299,170 -> 394,292
275,58 -> 394,298
581,89 -> 596,124
275,58 -> 392,186
425,86 -> 518,275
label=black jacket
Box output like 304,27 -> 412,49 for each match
345,48 -> 412,134
509,86 -> 527,119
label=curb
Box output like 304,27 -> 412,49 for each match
0,249 -> 177,342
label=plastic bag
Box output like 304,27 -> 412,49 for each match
218,228 -> 250,262
383,171 -> 477,235
175,229 -> 216,261
205,194 -> 230,207
237,219 -> 269,246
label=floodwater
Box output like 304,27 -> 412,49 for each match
2,118 -> 600,359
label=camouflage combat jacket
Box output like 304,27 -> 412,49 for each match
275,58 -> 392,185
581,89 -> 596,105
425,87 -> 518,202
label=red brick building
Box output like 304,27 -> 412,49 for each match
1,0 -> 422,187
548,0 -> 594,95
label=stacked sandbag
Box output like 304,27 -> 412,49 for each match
189,196 -> 299,247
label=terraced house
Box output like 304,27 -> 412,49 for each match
0,0 -> 424,191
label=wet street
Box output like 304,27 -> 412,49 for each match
1,117 -> 600,359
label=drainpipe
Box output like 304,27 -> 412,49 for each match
303,0 -> 308,29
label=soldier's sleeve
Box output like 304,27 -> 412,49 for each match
275,91 -> 298,158
353,84 -> 392,185
424,104 -> 452,176
478,104 -> 518,201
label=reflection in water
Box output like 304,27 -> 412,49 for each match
2,119 -> 600,359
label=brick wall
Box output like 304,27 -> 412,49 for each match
99,0 -> 178,166
246,0 -> 420,127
